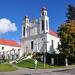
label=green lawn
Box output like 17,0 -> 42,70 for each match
0,64 -> 17,72
15,59 -> 64,69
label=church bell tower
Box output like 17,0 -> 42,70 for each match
22,16 -> 29,38
40,7 -> 49,34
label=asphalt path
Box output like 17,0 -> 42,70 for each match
0,64 -> 75,75
32,68 -> 75,75
60,68 -> 75,75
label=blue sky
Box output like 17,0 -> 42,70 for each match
0,0 -> 75,43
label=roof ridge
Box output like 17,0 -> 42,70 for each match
0,39 -> 20,47
49,29 -> 58,37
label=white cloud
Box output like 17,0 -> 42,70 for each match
0,18 -> 17,34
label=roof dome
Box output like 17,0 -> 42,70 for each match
42,6 -> 46,11
24,16 -> 28,19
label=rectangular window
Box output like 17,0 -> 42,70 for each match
51,40 -> 54,49
23,27 -> 25,36
42,20 -> 44,30
2,47 -> 4,50
12,48 -> 14,50
18,49 -> 20,51
31,41 -> 33,49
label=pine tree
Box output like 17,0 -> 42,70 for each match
66,4 -> 75,22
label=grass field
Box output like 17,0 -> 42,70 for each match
15,59 -> 64,69
0,64 -> 17,72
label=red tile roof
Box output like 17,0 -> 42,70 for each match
49,29 -> 58,37
0,39 -> 20,47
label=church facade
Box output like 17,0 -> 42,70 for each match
21,7 -> 60,55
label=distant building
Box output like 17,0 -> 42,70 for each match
21,7 -> 60,55
0,39 -> 22,60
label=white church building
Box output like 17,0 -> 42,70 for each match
21,7 -> 60,55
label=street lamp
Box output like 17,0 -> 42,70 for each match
35,43 -> 38,52
26,46 -> 28,56
42,38 -> 49,68
35,42 -> 40,52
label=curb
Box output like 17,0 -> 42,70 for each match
30,66 -> 75,74
52,68 -> 72,72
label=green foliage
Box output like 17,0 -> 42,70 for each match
15,59 -> 64,69
58,21 -> 75,57
0,64 -> 16,72
32,52 -> 42,59
66,4 -> 75,22
58,4 -> 75,57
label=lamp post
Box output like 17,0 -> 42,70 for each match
44,50 -> 46,68
42,38 -> 49,68
35,43 -> 38,52
35,42 -> 40,52
26,46 -> 28,56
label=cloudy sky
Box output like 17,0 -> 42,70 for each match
0,0 -> 75,42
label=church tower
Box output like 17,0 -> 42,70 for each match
22,16 -> 29,38
40,7 -> 49,34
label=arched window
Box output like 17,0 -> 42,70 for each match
51,40 -> 54,49
42,20 -> 44,30
23,27 -> 25,36
31,41 -> 33,49
2,47 -> 4,50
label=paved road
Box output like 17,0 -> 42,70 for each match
60,68 -> 75,75
0,69 -> 74,75
0,64 -> 75,75
0,72 -> 72,75
22,68 -> 75,75
32,69 -> 75,75
32,72 -> 72,75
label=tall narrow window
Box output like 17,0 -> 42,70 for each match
46,20 -> 48,30
51,40 -> 54,49
2,47 -> 4,50
42,20 -> 44,30
23,27 -> 25,36
31,41 -> 33,49
12,48 -> 14,50
42,12 -> 44,16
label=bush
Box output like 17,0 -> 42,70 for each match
32,52 -> 42,59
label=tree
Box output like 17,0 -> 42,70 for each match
58,4 -> 75,66
66,4 -> 75,22
58,22 -> 75,57
58,21 -> 75,66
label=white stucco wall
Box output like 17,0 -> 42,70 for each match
21,32 -> 60,54
21,33 -> 47,53
46,33 -> 60,54
0,45 -> 22,59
